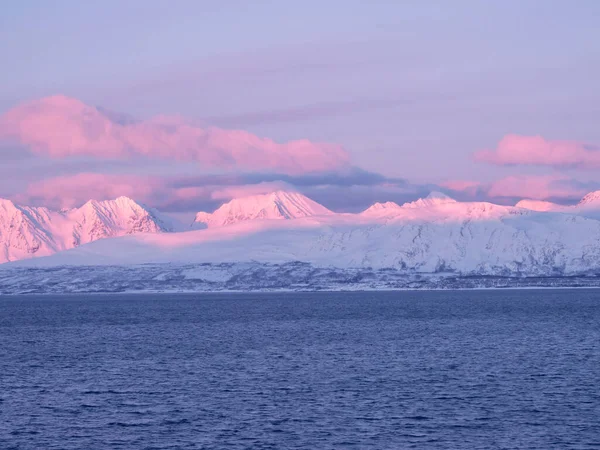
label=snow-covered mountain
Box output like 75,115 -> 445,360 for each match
578,191 -> 600,208
0,196 -> 170,263
192,190 -> 333,228
0,199 -> 58,263
5,190 -> 600,279
5,189 -> 600,280
360,192 -> 458,219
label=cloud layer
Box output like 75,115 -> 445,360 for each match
14,170 -> 428,214
474,134 -> 600,169
0,96 -> 350,174
2,96 -> 599,213
443,175 -> 595,203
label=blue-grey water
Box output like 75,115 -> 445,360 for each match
1,291 -> 599,449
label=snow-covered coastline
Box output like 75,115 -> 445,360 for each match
2,262 -> 600,295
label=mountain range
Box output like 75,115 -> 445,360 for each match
0,196 -> 170,263
3,190 -> 600,281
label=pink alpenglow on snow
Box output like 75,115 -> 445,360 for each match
473,134 -> 600,169
515,199 -> 563,212
192,190 -> 333,228
0,96 -> 350,174
0,195 -> 170,263
516,191 -> 600,217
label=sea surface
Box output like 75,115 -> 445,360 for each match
1,291 -> 599,449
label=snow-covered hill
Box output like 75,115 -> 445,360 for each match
0,196 -> 170,263
192,190 -> 333,228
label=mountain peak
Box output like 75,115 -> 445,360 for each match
113,195 -> 144,208
81,196 -> 142,211
0,195 -> 173,264
193,190 -> 332,228
403,192 -> 456,208
68,196 -> 170,245
0,198 -> 16,210
578,191 -> 600,207
426,191 -> 453,200
361,201 -> 402,215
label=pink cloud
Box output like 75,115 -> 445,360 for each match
473,134 -> 600,168
487,175 -> 585,200
0,96 -> 350,174
440,180 -> 481,195
445,175 -> 588,201
16,173 -> 162,209
16,174 -> 299,211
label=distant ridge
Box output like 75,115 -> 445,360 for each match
5,189 -> 600,268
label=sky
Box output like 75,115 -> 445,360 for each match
1,0 -> 599,213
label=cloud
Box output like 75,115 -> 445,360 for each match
0,95 -> 350,174
16,173 -> 233,212
440,180 -> 481,196
14,168 -> 425,214
209,182 -> 294,200
444,175 -> 593,204
486,175 -> 587,200
473,134 -> 600,169
17,173 -> 162,209
28,167 -> 585,214
18,166 -> 596,215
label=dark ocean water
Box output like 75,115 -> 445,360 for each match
1,291 -> 599,449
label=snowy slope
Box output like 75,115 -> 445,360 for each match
0,199 -> 61,263
516,191 -> 600,219
515,199 -> 562,212
0,196 -> 170,263
192,190 -> 333,228
7,192 -> 600,277
65,196 -> 171,245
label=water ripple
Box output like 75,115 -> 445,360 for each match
1,290 -> 599,449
